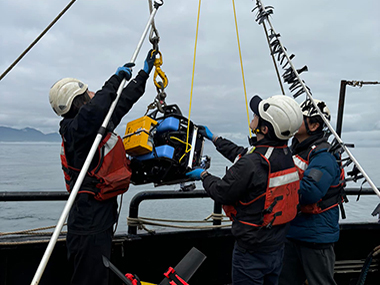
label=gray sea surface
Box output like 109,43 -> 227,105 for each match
0,142 -> 379,235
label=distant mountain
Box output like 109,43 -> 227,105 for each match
0,126 -> 60,142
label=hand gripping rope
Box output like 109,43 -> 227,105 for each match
252,1 -> 380,207
30,1 -> 164,284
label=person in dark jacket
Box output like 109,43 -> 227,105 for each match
279,99 -> 343,285
187,95 -> 303,285
48,49 -> 157,285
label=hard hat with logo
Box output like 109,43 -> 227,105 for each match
49,78 -> 88,116
250,95 -> 303,140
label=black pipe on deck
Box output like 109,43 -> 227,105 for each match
128,190 -> 213,234
0,188 -> 378,234
0,188 -> 377,202
0,191 -> 69,201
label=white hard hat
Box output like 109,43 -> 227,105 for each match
250,95 -> 303,140
49,78 -> 88,116
300,99 -> 331,121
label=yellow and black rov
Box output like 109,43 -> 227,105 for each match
123,104 -> 210,187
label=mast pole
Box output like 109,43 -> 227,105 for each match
253,0 -> 380,199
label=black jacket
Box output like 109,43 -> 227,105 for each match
202,137 -> 291,253
59,70 -> 148,234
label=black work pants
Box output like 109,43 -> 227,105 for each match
232,243 -> 285,285
67,227 -> 113,285
279,238 -> 337,285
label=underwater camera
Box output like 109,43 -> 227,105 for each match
123,104 -> 210,186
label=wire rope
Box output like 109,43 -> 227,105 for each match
0,0 -> 77,82
185,0 -> 202,157
232,0 -> 252,137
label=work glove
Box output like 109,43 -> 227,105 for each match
115,64 -> 133,80
143,49 -> 158,74
198,125 -> 215,141
186,167 -> 206,181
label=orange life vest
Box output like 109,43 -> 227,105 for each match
60,132 -> 131,201
223,146 -> 300,229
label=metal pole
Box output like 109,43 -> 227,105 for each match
213,202 -> 222,226
336,80 -> 347,137
0,0 -> 77,82
30,4 -> 162,284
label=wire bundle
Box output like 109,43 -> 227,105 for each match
253,1 -> 311,99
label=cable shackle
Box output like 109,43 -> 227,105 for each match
253,0 -> 380,201
153,51 -> 168,91
145,54 -> 168,115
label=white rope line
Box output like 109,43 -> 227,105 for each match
0,238 -> 66,246
128,217 -> 231,230
0,224 -> 67,237
127,213 -> 232,232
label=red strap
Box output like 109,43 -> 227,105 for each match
125,273 -> 138,285
164,267 -> 189,285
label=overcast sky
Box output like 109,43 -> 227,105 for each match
0,0 -> 379,147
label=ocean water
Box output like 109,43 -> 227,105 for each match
0,142 -> 379,235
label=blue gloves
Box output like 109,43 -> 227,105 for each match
115,65 -> 132,80
198,125 -> 214,141
186,168 -> 206,181
143,49 -> 158,74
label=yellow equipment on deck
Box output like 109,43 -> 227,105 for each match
123,116 -> 158,156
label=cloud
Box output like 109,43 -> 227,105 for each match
0,0 -> 379,148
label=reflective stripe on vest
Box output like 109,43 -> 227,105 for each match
293,155 -> 308,173
269,170 -> 299,188
224,146 -> 300,228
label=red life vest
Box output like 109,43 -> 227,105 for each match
60,132 -> 132,201
293,143 -> 345,214
223,146 -> 300,229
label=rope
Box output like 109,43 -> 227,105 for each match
127,213 -> 232,233
232,0 -> 252,137
355,245 -> 380,285
185,0 -> 202,156
0,0 -> 77,81
169,136 -> 192,162
0,238 -> 66,246
0,225 -> 68,245
0,224 -> 67,237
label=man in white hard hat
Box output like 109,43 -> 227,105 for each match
49,49 -> 157,285
279,99 -> 344,285
187,95 -> 303,285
